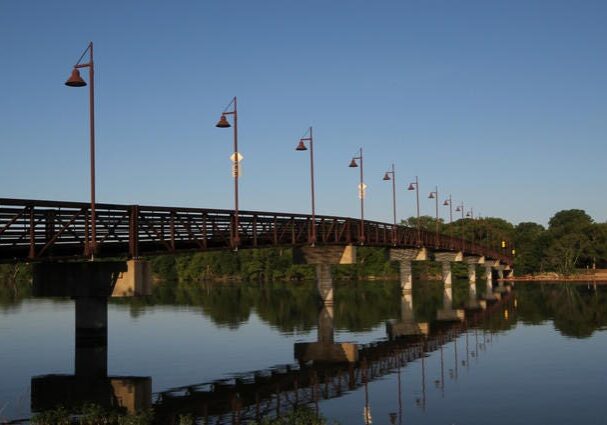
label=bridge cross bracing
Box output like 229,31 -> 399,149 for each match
0,198 -> 512,264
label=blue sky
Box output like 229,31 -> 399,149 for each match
1,0 -> 605,225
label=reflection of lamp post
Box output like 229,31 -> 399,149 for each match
349,148 -> 365,244
382,164 -> 397,245
428,186 -> 439,245
216,97 -> 240,249
295,127 -> 316,245
407,176 -> 420,244
65,42 -> 96,259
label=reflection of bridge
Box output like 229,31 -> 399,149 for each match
29,283 -> 513,423
151,292 -> 513,424
0,198 -> 511,263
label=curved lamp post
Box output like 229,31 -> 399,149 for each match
65,42 -> 96,259
428,186 -> 439,246
349,148 -> 365,244
443,194 -> 453,224
295,126 -> 316,245
382,164 -> 397,245
455,202 -> 465,250
407,176 -> 420,245
216,96 -> 240,249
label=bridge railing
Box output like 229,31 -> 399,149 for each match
0,198 -> 512,264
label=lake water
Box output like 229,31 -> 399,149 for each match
1,279 -> 607,424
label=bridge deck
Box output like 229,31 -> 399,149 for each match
0,198 -> 512,264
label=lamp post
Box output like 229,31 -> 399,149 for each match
407,176 -> 420,245
428,186 -> 439,245
466,208 -> 475,247
295,126 -> 316,246
65,41 -> 96,259
382,164 -> 397,245
216,96 -> 240,249
455,202 -> 465,250
443,194 -> 453,224
349,148 -> 365,244
455,202 -> 465,220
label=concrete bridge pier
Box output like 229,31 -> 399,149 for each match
434,252 -> 464,286
482,260 -> 501,301
293,245 -> 356,305
389,248 -> 428,292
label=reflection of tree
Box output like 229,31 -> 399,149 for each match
515,284 -> 607,338
0,263 -> 32,311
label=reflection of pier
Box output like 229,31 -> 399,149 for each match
30,268 -> 152,417
152,291 -> 513,424
294,306 -> 359,363
386,291 -> 429,338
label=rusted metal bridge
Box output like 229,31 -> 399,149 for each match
0,198 -> 512,264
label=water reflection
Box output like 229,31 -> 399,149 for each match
2,280 -> 607,423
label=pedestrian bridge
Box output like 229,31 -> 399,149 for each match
0,197 -> 512,265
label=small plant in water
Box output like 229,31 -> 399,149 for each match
31,404 -> 154,425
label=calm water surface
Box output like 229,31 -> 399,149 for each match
1,280 -> 607,424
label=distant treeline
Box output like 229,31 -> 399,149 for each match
403,208 -> 607,275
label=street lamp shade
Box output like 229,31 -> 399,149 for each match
295,140 -> 307,151
443,200 -> 449,206
407,183 -> 415,191
216,115 -> 231,128
383,173 -> 391,181
65,68 -> 87,87
466,212 -> 471,218
349,158 -> 358,168
428,192 -> 435,199
455,206 -> 461,212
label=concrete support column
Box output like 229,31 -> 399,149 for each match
441,261 -> 452,286
316,264 -> 333,305
469,279 -> 477,298
443,282 -> 453,310
484,265 -> 493,293
399,260 -> 413,292
293,245 -> 356,305
467,264 -> 477,284
390,248 -> 428,294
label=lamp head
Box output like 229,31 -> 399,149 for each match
455,206 -> 461,212
443,200 -> 449,206
383,173 -> 391,181
65,68 -> 87,87
349,158 -> 358,168
216,115 -> 231,128
428,192 -> 435,199
295,140 -> 307,151
407,183 -> 415,191
466,212 -> 471,218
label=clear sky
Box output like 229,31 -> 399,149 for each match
1,0 -> 605,226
